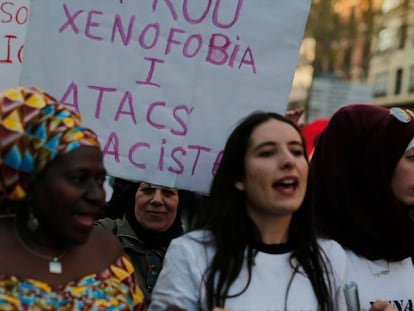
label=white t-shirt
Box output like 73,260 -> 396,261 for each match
345,250 -> 414,311
149,230 -> 348,311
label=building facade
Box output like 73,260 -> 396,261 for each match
289,0 -> 382,114
368,0 -> 414,108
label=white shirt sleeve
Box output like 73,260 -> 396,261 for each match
148,232 -> 210,311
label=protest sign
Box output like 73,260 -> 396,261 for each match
20,0 -> 311,193
0,0 -> 29,90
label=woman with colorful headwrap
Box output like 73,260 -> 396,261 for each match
0,87 -> 145,310
311,104 -> 414,310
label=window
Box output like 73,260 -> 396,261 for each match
373,73 -> 388,97
377,28 -> 398,52
409,66 -> 414,93
395,68 -> 403,95
382,0 -> 402,12
398,24 -> 407,49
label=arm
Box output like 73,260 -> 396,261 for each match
148,235 -> 206,311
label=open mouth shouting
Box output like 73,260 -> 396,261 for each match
273,177 -> 299,195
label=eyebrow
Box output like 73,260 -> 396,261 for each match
253,140 -> 303,151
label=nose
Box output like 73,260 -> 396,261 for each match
85,179 -> 105,205
150,189 -> 164,206
279,149 -> 295,169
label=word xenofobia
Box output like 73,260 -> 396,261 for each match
58,3 -> 256,74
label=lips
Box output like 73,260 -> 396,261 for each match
72,213 -> 97,228
273,176 -> 299,195
146,210 -> 166,217
274,176 -> 299,187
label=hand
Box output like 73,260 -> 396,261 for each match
367,300 -> 396,311
285,107 -> 305,127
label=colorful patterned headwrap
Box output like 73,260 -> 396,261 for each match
1,87 -> 100,203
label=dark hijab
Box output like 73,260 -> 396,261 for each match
311,104 -> 414,261
125,205 -> 183,248
105,179 -> 184,248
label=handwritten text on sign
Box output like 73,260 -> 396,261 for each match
20,0 -> 311,193
0,0 -> 29,89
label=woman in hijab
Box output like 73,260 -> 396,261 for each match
311,104 -> 414,310
0,87 -> 144,310
96,181 -> 184,306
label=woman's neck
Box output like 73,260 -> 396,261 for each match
15,216 -> 68,255
248,213 -> 291,244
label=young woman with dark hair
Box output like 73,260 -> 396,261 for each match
148,111 -> 347,311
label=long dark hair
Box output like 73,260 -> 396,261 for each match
193,111 -> 334,310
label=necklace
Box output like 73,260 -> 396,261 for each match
366,259 -> 390,278
14,223 -> 67,274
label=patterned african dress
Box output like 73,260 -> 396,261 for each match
0,254 -> 145,310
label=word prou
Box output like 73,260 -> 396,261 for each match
58,4 -> 256,74
102,131 -> 223,176
151,0 -> 244,30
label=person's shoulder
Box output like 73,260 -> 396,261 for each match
168,229 -> 213,251
176,229 -> 212,243
95,217 -> 122,231
95,217 -> 115,227
317,238 -> 347,258
89,226 -> 124,262
163,230 -> 214,270
317,238 -> 348,280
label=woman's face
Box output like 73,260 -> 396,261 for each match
134,183 -> 179,232
391,147 -> 414,208
32,146 -> 107,244
235,119 -> 308,224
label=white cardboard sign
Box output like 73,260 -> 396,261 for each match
20,0 -> 310,193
